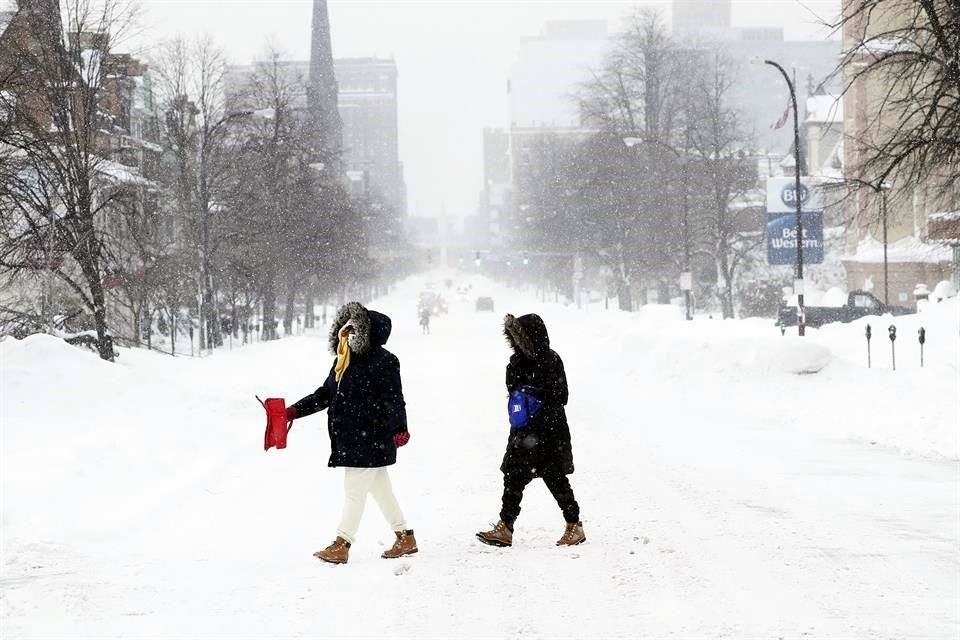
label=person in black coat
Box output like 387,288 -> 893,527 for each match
286,302 -> 417,564
476,313 -> 585,548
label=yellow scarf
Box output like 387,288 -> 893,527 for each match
334,333 -> 351,382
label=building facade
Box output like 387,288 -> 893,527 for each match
336,57 -> 405,219
0,0 -> 163,342
497,20 -> 611,249
840,0 -> 955,306
671,0 -> 733,42
225,56 -> 406,223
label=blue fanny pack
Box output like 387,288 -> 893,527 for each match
508,386 -> 543,429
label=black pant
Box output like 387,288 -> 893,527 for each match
500,470 -> 580,526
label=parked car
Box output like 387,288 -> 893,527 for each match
475,296 -> 495,312
776,291 -> 912,329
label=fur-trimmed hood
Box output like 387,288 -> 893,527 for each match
328,302 -> 392,355
504,313 -> 551,360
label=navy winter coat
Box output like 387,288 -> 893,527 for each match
500,313 -> 575,479
291,303 -> 408,468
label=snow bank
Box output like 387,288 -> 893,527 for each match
634,303 -> 684,326
820,286 -> 848,307
0,333 -> 112,372
847,235 -> 953,264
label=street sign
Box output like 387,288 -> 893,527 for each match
766,177 -> 825,265
766,177 -> 823,213
767,212 -> 824,265
679,272 -> 692,291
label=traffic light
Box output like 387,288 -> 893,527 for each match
523,255 -> 529,266
474,251 -> 482,266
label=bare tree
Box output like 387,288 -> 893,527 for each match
835,0 -> 960,195
573,7 -> 686,309
687,54 -> 759,319
227,51 -> 298,340
581,7 -> 677,143
152,35 -> 235,350
0,0 -> 142,360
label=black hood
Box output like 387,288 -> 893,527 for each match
328,303 -> 392,354
368,310 -> 392,347
504,313 -> 550,359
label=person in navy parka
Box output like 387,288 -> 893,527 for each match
476,313 -> 585,548
286,302 -> 417,564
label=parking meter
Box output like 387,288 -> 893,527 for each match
918,327 -> 926,367
888,325 -> 897,371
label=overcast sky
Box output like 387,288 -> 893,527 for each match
137,0 -> 841,218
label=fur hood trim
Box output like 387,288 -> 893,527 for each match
328,302 -> 372,355
504,313 -> 550,359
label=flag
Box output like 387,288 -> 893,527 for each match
770,98 -> 791,130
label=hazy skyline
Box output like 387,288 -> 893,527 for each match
138,0 -> 841,218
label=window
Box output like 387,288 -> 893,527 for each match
853,294 -> 879,310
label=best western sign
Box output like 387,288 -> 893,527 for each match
766,177 -> 824,265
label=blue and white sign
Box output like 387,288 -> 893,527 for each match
766,212 -> 824,265
766,177 -> 825,265
766,177 -> 823,213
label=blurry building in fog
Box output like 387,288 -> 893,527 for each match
475,128 -> 510,249
670,0 -> 841,156
488,20 -> 612,249
224,57 -> 406,224
508,20 -> 610,131
671,0 -> 733,42
336,58 -> 405,219
222,0 -> 404,246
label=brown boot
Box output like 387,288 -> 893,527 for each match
476,520 -> 513,547
556,521 -> 586,546
382,529 -> 418,559
313,537 -> 351,564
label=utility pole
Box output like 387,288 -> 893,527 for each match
765,59 -> 805,336
882,186 -> 889,305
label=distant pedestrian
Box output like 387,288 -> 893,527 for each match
419,307 -> 431,335
476,313 -> 585,548
285,302 -> 417,564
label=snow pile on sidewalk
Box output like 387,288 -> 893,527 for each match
517,289 -> 958,458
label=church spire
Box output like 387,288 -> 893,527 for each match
309,0 -> 342,172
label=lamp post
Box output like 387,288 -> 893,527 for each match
623,136 -> 693,320
762,59 -> 806,336
852,179 -> 893,305
880,182 -> 890,305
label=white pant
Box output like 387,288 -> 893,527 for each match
337,467 -> 407,544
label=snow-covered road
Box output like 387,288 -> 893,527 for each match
2,278 -> 958,638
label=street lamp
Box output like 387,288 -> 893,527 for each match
623,136 -> 693,320
759,59 -> 806,336
846,178 -> 893,304
878,181 -> 892,305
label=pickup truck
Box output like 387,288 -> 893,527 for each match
776,291 -> 912,329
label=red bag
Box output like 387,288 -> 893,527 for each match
258,396 -> 289,451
